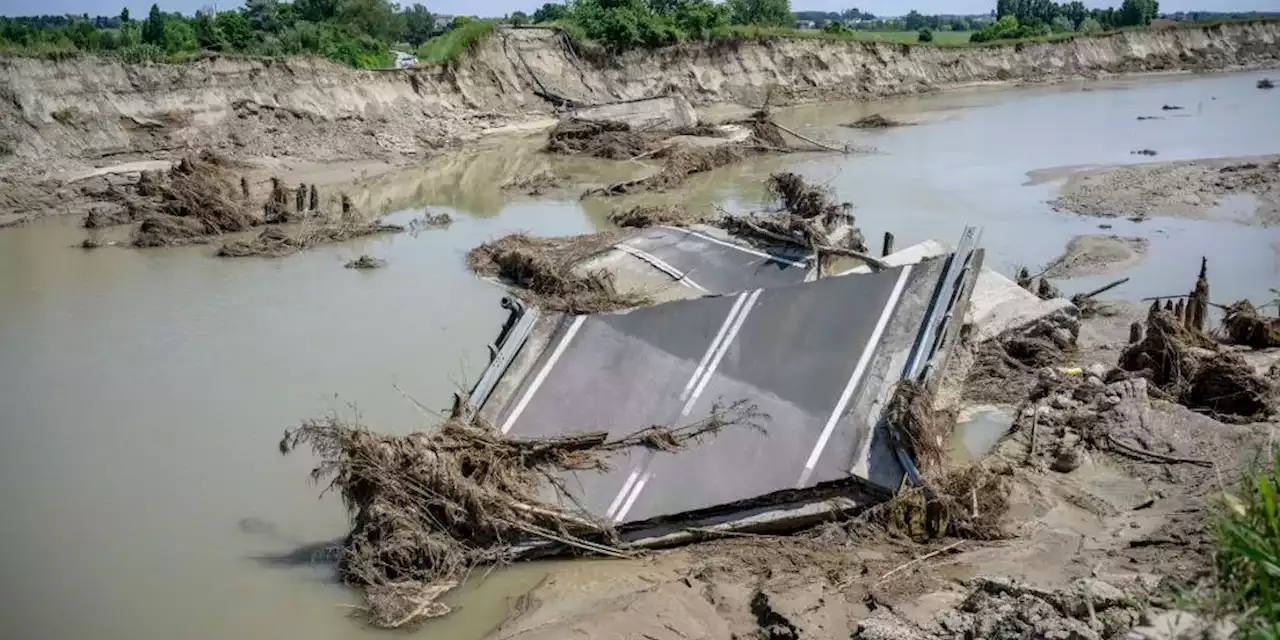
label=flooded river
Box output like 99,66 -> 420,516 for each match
1,70 -> 1277,640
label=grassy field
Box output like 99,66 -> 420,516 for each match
845,30 -> 976,44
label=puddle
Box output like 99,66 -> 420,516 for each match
951,406 -> 1015,461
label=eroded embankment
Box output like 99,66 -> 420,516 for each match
1,22 -> 1278,181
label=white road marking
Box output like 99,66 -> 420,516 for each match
681,292 -> 748,401
614,469 -> 653,522
606,467 -> 643,518
681,289 -> 762,417
659,225 -> 809,269
613,243 -> 708,292
796,265 -> 914,487
500,314 -> 587,434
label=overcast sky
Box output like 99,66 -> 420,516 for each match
3,0 -> 1273,18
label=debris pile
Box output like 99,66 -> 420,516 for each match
967,316 -> 1078,405
719,172 -> 867,258
1222,300 -> 1280,348
608,203 -> 710,228
278,401 -> 762,627
1119,310 -> 1274,419
216,219 -> 404,258
842,114 -> 910,129
467,231 -> 651,313
345,254 -> 387,269
127,153 -> 259,247
502,170 -> 564,196
585,145 -> 752,197
1259,78 -> 1275,89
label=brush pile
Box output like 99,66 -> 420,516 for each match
467,231 -> 649,313
278,401 -> 763,627
345,254 -> 387,269
720,172 -> 867,256
842,114 -> 910,129
502,170 -> 564,196
1222,300 -> 1280,348
607,203 -> 710,229
586,145 -> 752,197
1119,310 -> 1274,419
546,119 -> 661,160
127,152 -> 260,247
216,219 -> 404,258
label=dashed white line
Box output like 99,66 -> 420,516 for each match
614,469 -> 653,522
659,225 -> 809,269
681,292 -> 748,401
682,289 -> 762,417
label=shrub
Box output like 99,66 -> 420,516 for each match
417,18 -> 496,63
1215,447 -> 1280,634
917,28 -> 933,42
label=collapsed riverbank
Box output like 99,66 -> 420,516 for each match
2,21 -> 1280,225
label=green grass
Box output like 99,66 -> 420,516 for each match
1215,446 -> 1280,635
843,30 -> 975,44
417,19 -> 497,64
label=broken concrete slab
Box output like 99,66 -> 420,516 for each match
568,95 -> 698,130
577,224 -> 813,303
968,267 -> 1079,343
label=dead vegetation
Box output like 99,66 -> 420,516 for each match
216,219 -> 404,258
126,152 -> 260,247
1222,300 -> 1280,348
607,203 -> 710,228
1258,77 -> 1275,89
584,145 -> 754,197
719,172 -> 868,262
1120,310 -> 1274,420
345,254 -> 387,269
843,114 -> 911,129
502,170 -> 564,196
467,231 -> 649,313
278,400 -> 765,627
546,119 -> 727,162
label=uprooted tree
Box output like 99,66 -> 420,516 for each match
279,400 -> 766,627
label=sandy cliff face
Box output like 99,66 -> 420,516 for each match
0,22 -> 1276,176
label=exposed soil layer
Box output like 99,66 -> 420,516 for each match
4,22 -> 1279,223
1042,234 -> 1149,279
1050,155 -> 1280,224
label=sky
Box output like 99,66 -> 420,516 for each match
2,0 -> 1273,19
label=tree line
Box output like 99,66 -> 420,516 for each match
972,0 -> 1158,41
0,0 -> 444,67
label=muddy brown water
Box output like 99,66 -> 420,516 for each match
1,70 -> 1278,640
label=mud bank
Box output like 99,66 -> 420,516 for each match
2,22 -> 1278,185
1043,234 -> 1149,278
1051,154 -> 1280,223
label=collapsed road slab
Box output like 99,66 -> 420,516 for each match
579,224 -> 813,303
466,227 -> 983,534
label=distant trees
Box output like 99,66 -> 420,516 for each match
996,0 -> 1158,30
142,4 -> 165,44
533,3 -> 570,23
726,0 -> 793,28
402,3 -> 435,45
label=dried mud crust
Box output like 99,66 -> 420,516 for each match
1042,234 -> 1149,279
1050,155 -> 1280,224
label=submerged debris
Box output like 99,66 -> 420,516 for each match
413,212 -> 453,229
1136,116 -> 1164,121
843,114 -> 911,129
1222,300 -> 1280,348
585,145 -> 753,197
607,203 -> 710,229
1161,104 -> 1184,111
467,231 -> 648,313
216,220 -> 404,258
345,254 -> 387,269
1131,148 -> 1158,156
502,170 -> 564,196
1257,78 -> 1274,89
278,400 -> 764,627
546,118 -> 651,160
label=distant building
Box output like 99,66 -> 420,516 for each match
795,20 -> 816,29
433,15 -> 453,30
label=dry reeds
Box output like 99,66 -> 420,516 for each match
607,204 -> 708,229
278,400 -> 764,627
467,231 -> 649,313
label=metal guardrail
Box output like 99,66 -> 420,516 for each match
890,226 -> 984,486
460,297 -> 540,422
